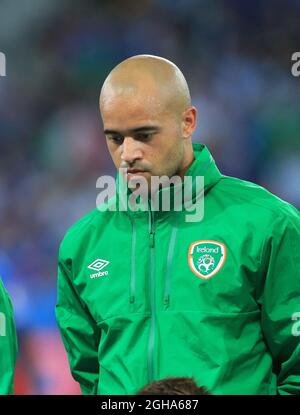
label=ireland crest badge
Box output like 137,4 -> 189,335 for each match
188,240 -> 226,280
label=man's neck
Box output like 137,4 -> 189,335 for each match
177,145 -> 195,179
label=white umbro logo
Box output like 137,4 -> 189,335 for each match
88,258 -> 109,271
88,258 -> 109,278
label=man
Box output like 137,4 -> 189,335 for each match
56,55 -> 300,395
0,277 -> 17,394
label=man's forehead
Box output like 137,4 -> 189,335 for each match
102,109 -> 162,132
101,88 -> 166,122
101,79 -> 163,103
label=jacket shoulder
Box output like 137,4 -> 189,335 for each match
218,175 -> 300,221
59,208 -> 100,255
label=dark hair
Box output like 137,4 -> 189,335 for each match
137,377 -> 211,395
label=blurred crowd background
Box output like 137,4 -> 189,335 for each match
0,0 -> 299,394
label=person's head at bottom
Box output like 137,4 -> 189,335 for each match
136,377 -> 211,395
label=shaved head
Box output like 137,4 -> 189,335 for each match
100,55 -> 191,119
100,55 -> 197,188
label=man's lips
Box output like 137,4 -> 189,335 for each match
126,169 -> 147,174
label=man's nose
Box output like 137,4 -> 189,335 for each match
120,136 -> 142,164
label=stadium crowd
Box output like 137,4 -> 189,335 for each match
0,0 -> 299,393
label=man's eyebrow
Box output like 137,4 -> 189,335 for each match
132,126 -> 161,133
104,129 -> 121,135
104,126 -> 161,135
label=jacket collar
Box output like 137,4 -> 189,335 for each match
185,143 -> 222,194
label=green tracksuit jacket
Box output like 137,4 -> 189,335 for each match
0,278 -> 17,394
56,143 -> 300,395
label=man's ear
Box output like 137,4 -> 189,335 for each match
181,106 -> 197,139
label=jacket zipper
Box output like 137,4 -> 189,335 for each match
129,218 -> 137,305
148,206 -> 156,383
163,225 -> 178,308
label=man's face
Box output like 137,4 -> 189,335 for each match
101,88 -> 186,189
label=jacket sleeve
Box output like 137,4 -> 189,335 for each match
0,278 -> 17,395
55,249 -> 101,395
259,208 -> 300,394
